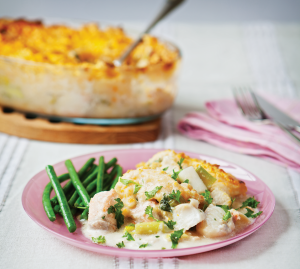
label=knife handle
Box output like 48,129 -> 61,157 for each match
276,122 -> 300,146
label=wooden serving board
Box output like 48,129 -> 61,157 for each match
0,107 -> 161,144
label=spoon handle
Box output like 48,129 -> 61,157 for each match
113,0 -> 185,67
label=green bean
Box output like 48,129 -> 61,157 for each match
90,190 -> 97,198
65,159 -> 90,207
55,203 -> 78,216
53,204 -> 61,214
78,158 -> 96,177
103,181 -> 111,191
81,163 -> 97,180
84,167 -> 102,185
42,173 -> 70,222
110,165 -> 123,189
68,169 -> 105,207
46,165 -> 76,233
103,172 -> 115,191
67,164 -> 120,210
58,170 -> 112,212
86,173 -> 110,193
74,196 -> 82,208
105,157 -> 117,172
51,158 -> 95,205
68,169 -> 97,207
82,167 -> 116,195
86,166 -> 118,193
80,208 -> 89,220
96,156 -> 105,193
55,205 -> 77,216
107,165 -> 118,182
81,164 -> 116,198
67,207 -> 78,216
86,179 -> 97,193
73,179 -> 99,207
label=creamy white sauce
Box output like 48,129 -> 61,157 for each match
81,194 -> 259,250
81,220 -> 221,250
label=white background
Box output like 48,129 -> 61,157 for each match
0,0 -> 300,23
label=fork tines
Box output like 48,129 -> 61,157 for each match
232,87 -> 265,121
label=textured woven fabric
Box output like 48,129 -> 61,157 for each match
178,97 -> 300,171
0,23 -> 299,269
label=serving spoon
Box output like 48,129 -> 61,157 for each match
112,0 -> 186,67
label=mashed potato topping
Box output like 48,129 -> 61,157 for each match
0,18 -> 178,69
81,150 -> 262,250
0,18 -> 180,118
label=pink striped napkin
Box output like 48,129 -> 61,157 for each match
178,95 -> 300,172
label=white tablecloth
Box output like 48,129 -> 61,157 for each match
0,22 -> 299,269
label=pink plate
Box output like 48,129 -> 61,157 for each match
22,149 -> 275,258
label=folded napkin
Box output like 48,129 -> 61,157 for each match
178,95 -> 300,172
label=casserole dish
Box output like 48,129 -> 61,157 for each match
0,19 -> 181,118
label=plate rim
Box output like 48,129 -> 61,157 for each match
22,148 -> 275,257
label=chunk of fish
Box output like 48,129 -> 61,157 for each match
88,189 -> 120,231
231,209 -> 253,233
130,200 -> 160,223
196,204 -> 235,238
173,199 -> 205,231
210,188 -> 231,206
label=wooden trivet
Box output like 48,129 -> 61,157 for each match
0,107 -> 161,144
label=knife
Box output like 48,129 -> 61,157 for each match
253,93 -> 300,133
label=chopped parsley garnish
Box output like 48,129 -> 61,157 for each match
231,198 -> 236,208
139,243 -> 148,248
170,229 -> 184,249
164,220 -> 176,230
145,206 -> 159,221
216,205 -> 232,221
244,208 -> 263,218
107,206 -> 115,214
128,223 -> 135,227
116,241 -> 125,248
102,216 -> 105,219
134,184 -> 142,194
217,205 -> 230,211
120,178 -> 142,194
120,178 -> 136,186
183,179 -> 189,184
177,157 -> 185,169
239,197 -> 260,209
159,194 -> 172,212
107,198 -> 124,229
162,247 -> 166,250
162,167 -> 169,171
154,158 -> 162,163
201,190 -> 213,210
123,231 -> 135,241
92,235 -> 106,244
171,169 -> 181,180
155,236 -> 160,238
169,190 -> 181,203
223,211 -> 232,221
145,186 -> 163,200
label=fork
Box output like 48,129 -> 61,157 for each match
233,87 -> 300,145
113,0 -> 186,67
